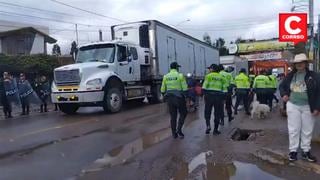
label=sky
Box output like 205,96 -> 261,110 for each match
0,0 -> 319,54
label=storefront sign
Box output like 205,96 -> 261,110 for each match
240,52 -> 282,61
235,40 -> 293,54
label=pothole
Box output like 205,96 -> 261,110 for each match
231,128 -> 263,141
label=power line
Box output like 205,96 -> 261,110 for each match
0,10 -> 110,27
177,18 -> 278,28
0,1 -> 86,18
50,0 -> 127,23
179,22 -> 276,32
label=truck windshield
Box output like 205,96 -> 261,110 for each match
76,44 -> 115,63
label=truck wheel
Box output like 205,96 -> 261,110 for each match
103,88 -> 123,113
58,104 -> 79,115
148,84 -> 163,104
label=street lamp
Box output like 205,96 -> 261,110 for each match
175,19 -> 191,27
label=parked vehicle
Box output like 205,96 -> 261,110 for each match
51,20 -> 219,114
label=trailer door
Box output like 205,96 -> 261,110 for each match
167,36 -> 176,71
199,47 -> 206,77
187,42 -> 196,75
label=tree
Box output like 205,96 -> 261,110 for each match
235,37 -> 243,44
52,44 -> 61,56
213,37 -> 228,56
203,33 -> 212,46
70,41 -> 78,60
215,38 -> 225,49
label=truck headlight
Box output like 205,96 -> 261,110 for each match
86,78 -> 103,90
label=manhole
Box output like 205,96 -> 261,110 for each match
231,128 -> 263,141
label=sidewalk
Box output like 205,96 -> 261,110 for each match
233,106 -> 320,174
0,103 -> 58,120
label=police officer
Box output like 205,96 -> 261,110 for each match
1,72 -> 13,118
266,69 -> 277,111
219,64 -> 235,124
253,70 -> 268,104
161,62 -> 188,139
234,68 -> 251,115
202,64 -> 227,135
249,71 -> 256,88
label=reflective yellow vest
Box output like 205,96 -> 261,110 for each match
220,70 -> 234,88
253,75 -> 268,89
202,72 -> 227,93
234,73 -> 250,89
161,69 -> 187,94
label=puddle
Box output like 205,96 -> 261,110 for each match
231,128 -> 263,141
79,112 -> 199,175
81,127 -> 172,174
172,151 -> 283,180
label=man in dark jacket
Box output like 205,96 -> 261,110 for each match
279,53 -> 320,163
1,72 -> 14,118
35,75 -> 51,113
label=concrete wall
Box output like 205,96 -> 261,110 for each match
30,33 -> 45,54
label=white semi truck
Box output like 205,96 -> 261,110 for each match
51,20 -> 219,114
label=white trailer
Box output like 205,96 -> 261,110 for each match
51,20 -> 219,114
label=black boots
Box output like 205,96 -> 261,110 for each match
40,104 -> 48,113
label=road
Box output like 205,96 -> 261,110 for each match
0,100 -> 319,180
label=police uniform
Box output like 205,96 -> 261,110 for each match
234,70 -> 251,115
270,73 -> 279,103
249,74 -> 256,88
161,62 -> 188,139
202,64 -> 227,135
0,78 -> 12,118
253,73 -> 268,104
219,66 -> 235,123
265,74 -> 275,110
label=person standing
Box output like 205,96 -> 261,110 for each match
253,70 -> 268,104
18,73 -> 40,115
234,68 -> 251,115
35,75 -> 51,113
161,62 -> 188,139
0,72 -> 11,118
265,70 -> 275,111
2,72 -> 16,118
219,64 -> 235,124
280,53 -> 320,162
186,73 -> 198,109
18,73 -> 31,115
202,64 -> 227,135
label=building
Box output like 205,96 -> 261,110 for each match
0,20 -> 56,55
228,39 -> 294,75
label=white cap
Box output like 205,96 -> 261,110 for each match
292,53 -> 309,63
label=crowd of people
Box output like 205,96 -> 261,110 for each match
161,53 -> 320,163
0,72 -> 57,119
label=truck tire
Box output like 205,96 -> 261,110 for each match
103,88 -> 123,113
58,103 -> 79,115
148,84 -> 163,104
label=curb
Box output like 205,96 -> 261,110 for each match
253,148 -> 320,174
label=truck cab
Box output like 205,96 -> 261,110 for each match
51,40 -> 153,114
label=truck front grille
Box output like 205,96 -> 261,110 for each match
54,69 -> 81,85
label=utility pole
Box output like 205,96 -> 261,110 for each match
309,0 -> 314,69
75,24 -> 79,44
317,14 -> 320,71
99,29 -> 103,41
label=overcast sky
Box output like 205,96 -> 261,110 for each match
0,0 -> 319,54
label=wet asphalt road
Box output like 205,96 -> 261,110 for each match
0,101 -> 173,180
0,100 -> 319,180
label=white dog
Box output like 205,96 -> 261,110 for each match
250,95 -> 271,120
